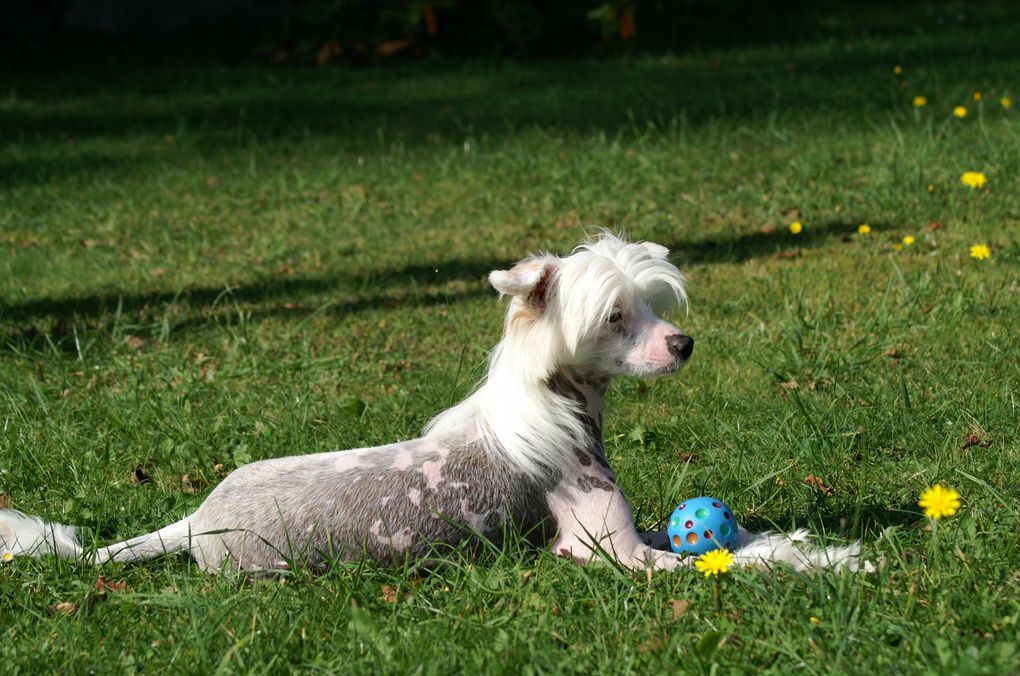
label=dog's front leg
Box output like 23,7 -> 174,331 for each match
546,479 -> 687,571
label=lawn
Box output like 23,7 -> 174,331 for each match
2,5 -> 1020,673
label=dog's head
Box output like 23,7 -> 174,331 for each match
489,233 -> 692,380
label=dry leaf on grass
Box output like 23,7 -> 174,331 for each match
130,466 -> 150,484
181,474 -> 209,494
49,602 -> 79,616
671,599 -> 691,620
637,636 -> 666,654
962,433 -> 991,450
381,584 -> 399,603
804,474 -> 835,496
806,378 -> 831,391
96,576 -> 127,593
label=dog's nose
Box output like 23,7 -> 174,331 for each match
667,334 -> 694,361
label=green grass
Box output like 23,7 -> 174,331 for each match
3,7 -> 1020,673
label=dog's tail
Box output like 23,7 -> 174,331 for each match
0,509 -> 83,559
0,509 -> 194,565
734,528 -> 874,573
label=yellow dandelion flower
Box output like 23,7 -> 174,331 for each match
1,551 -> 12,563
809,616 -> 822,624
789,221 -> 803,235
973,92 -> 982,101
953,106 -> 968,118
1002,98 -> 1013,109
695,548 -> 735,577
893,65 -> 903,75
919,485 -> 961,520
927,183 -> 935,192
858,224 -> 871,235
960,171 -> 988,188
913,96 -> 928,107
903,235 -> 915,246
970,243 -> 991,260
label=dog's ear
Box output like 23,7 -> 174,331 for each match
640,241 -> 670,258
489,256 -> 559,310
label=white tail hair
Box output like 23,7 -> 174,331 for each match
0,508 -> 194,565
0,509 -> 82,559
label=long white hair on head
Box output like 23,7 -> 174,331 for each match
423,232 -> 687,477
557,233 -> 687,356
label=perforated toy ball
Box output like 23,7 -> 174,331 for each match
667,496 -> 739,556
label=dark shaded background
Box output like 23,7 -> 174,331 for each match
6,0 -> 1010,65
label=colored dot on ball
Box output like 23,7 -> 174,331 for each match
673,535 -> 681,547
684,520 -> 693,529
712,502 -> 722,508
720,524 -> 730,536
703,530 -> 713,539
672,517 -> 679,526
724,512 -> 732,520
679,503 -> 686,510
695,508 -> 709,519
686,532 -> 699,544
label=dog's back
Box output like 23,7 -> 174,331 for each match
178,439 -> 557,571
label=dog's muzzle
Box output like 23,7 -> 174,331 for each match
666,334 -> 694,362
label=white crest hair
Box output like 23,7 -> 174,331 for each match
424,233 -> 687,477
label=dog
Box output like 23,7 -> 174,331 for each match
0,234 -> 868,573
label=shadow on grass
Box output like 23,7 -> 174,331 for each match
741,500 -> 924,541
3,2 -> 1019,187
1,220 -> 880,351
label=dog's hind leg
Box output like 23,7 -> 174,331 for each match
89,518 -> 198,565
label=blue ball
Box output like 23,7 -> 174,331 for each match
667,496 -> 739,556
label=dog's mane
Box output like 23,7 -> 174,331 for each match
424,234 -> 687,477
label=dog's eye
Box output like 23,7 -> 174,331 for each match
608,310 -> 623,324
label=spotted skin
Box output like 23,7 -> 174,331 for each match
181,440 -> 557,571
542,368 -> 688,570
